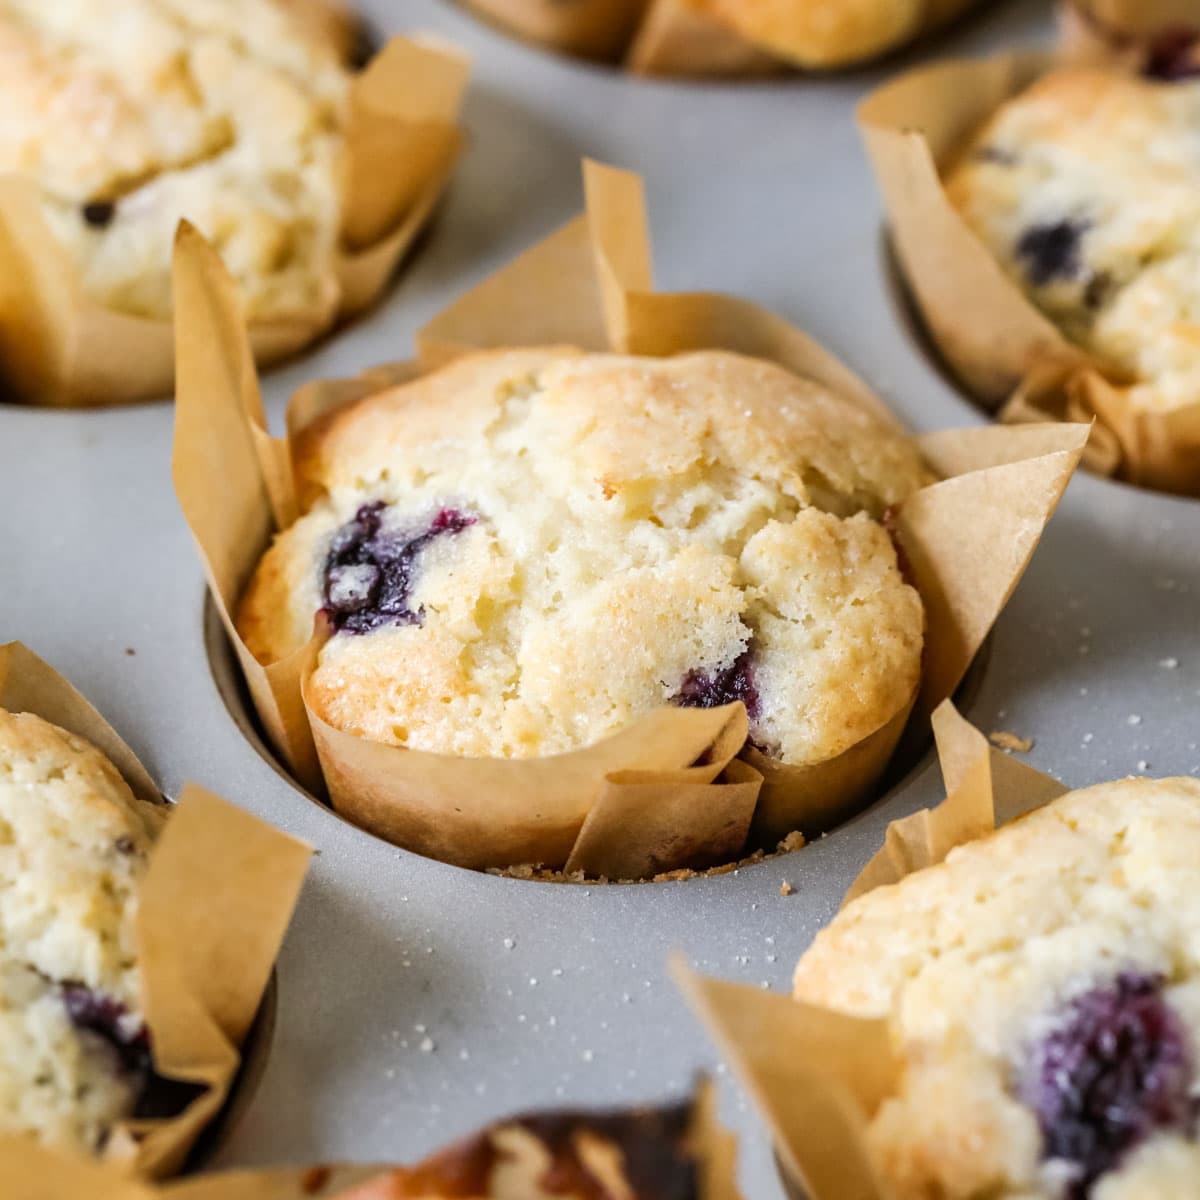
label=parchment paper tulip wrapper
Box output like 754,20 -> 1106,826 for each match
173,159 -> 1085,879
0,642 -> 312,1179
674,702 -> 1075,1200
0,35 -> 467,407
859,52 -> 1200,496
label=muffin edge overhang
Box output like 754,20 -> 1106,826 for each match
171,160 -> 1087,878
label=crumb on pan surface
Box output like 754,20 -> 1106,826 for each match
947,66 -> 1200,415
793,776 -> 1200,1199
0,708 -> 165,1154
0,0 -> 350,321
237,347 -> 927,766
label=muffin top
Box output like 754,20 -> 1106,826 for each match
0,0 -> 349,320
947,66 -> 1200,414
239,348 -> 926,766
793,777 -> 1200,1199
0,708 -> 165,1152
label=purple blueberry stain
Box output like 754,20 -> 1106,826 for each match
673,647 -> 760,721
1021,973 -> 1195,1197
1016,219 -> 1088,287
60,983 -> 151,1079
321,501 -> 477,635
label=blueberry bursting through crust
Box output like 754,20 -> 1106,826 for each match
673,647 -> 760,720
61,983 -> 206,1131
60,983 -> 150,1079
1021,973 -> 1196,1197
321,502 -> 477,634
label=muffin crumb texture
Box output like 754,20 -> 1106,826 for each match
0,708 -> 164,1153
947,67 -> 1200,414
793,777 -> 1200,1198
0,0 -> 349,320
237,348 -> 927,767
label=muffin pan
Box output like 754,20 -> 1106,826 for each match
2,0 -> 1198,1195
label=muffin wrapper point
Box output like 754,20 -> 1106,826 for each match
0,35 -> 467,408
173,159 -> 1084,876
0,1084 -> 739,1200
461,0 -> 981,74
859,52 -> 1200,496
674,701 -> 1075,1200
0,642 -> 312,1178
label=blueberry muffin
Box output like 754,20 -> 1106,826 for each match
793,777 -> 1200,1199
237,347 -> 927,767
0,0 -> 351,322
337,1097 -> 711,1200
0,708 -> 165,1153
693,0 -> 977,68
946,66 -> 1200,416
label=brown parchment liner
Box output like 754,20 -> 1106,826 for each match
0,641 -> 312,1179
460,0 -> 980,75
0,35 -> 468,408
675,700 -> 1074,1200
174,157 -> 1085,877
859,52 -> 1200,497
0,1084 -> 739,1200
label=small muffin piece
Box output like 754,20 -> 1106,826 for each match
0,708 -> 165,1153
337,1097 -> 707,1200
696,0 -> 976,68
238,347 -> 927,766
947,66 -> 1200,414
793,777 -> 1200,1199
0,0 -> 350,321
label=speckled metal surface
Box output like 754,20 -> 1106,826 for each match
2,0 -> 1197,1194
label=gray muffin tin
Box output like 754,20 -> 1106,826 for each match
3,0 -> 1198,1194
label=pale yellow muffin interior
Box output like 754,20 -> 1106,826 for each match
0,708 -> 165,1153
238,347 -> 927,766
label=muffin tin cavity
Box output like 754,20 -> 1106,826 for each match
205,589 -> 993,882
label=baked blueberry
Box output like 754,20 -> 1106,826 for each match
1022,973 -> 1194,1195
1015,220 -> 1087,287
674,649 -> 760,720
322,502 -> 477,634
60,983 -> 151,1078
